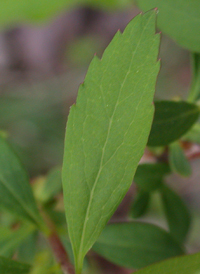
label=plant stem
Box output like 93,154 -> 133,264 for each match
48,231 -> 75,274
40,206 -> 75,274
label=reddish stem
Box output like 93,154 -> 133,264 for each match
48,232 -> 75,274
40,206 -> 75,274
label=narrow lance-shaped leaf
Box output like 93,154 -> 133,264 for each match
93,222 -> 184,269
134,252 -> 200,274
62,10 -> 160,273
0,136 -> 45,230
0,256 -> 31,274
148,101 -> 200,147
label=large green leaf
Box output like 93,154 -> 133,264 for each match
134,252 -> 200,274
0,136 -> 44,229
134,163 -> 170,191
136,0 -> 200,52
169,142 -> 191,177
160,184 -> 191,243
148,101 -> 200,147
0,256 -> 30,274
93,222 -> 184,269
62,10 -> 160,273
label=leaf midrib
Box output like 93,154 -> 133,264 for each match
154,108 -> 199,125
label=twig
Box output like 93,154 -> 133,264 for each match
40,206 -> 75,274
48,231 -> 75,274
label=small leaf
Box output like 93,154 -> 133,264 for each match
93,222 -> 184,269
160,184 -> 191,243
0,225 -> 35,258
0,136 -> 44,229
0,256 -> 30,274
62,10 -> 160,273
134,251 -> 200,274
183,123 -> 200,144
148,101 -> 199,147
188,53 -> 200,102
134,163 -> 170,192
136,0 -> 200,52
38,167 -> 62,203
169,142 -> 192,177
131,190 -> 150,218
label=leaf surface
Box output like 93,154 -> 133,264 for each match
131,190 -> 150,218
188,53 -> 200,102
0,225 -> 35,258
136,0 -> 200,52
38,168 -> 62,203
0,136 -> 44,229
148,101 -> 199,147
93,222 -> 184,269
0,256 -> 30,274
134,252 -> 200,274
134,163 -> 170,191
169,142 -> 191,177
161,184 -> 191,243
183,123 -> 200,144
62,10 -> 160,273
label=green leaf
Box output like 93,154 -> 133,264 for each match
131,190 -> 150,218
160,184 -> 191,243
0,256 -> 30,274
183,123 -> 200,144
93,222 -> 184,269
0,136 -> 44,230
134,251 -> 200,274
62,10 -> 160,273
17,231 -> 37,263
169,142 -> 192,177
188,53 -> 200,102
148,101 -> 200,147
136,0 -> 200,52
0,225 -> 35,258
134,163 -> 170,191
37,168 -> 62,203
